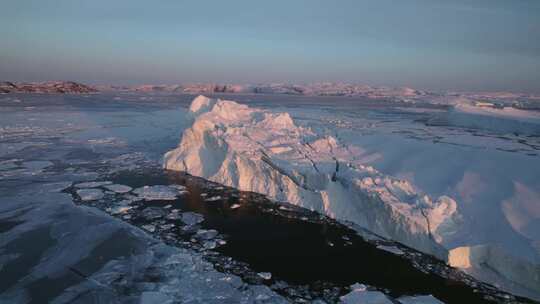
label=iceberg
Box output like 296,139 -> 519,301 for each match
164,96 -> 460,260
164,96 -> 540,298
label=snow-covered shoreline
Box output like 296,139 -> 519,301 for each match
164,95 -> 540,299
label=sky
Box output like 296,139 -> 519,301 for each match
1,0 -> 539,93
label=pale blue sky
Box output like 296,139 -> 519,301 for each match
1,0 -> 539,92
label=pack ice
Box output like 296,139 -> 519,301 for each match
163,95 -> 540,297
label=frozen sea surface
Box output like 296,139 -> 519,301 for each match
0,92 -> 538,303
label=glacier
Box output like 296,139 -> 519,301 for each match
164,95 -> 540,299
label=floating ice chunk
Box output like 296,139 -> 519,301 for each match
376,245 -> 405,255
195,229 -> 218,240
75,181 -> 113,188
76,189 -> 104,201
230,204 -> 241,210
104,184 -> 132,194
397,295 -> 445,304
160,223 -> 175,230
166,211 -> 183,220
180,212 -> 204,226
133,185 -> 182,201
340,288 -> 392,304
205,196 -> 222,202
203,240 -> 217,249
257,272 -> 272,280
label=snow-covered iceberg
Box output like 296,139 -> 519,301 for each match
164,96 -> 461,260
163,96 -> 540,298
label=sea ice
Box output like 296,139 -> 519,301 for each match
257,272 -> 272,280
195,229 -> 218,240
340,283 -> 392,304
104,184 -> 133,193
76,188 -> 104,201
133,185 -> 183,201
180,212 -> 205,226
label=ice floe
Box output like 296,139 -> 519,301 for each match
133,185 -> 185,201
76,188 -> 104,201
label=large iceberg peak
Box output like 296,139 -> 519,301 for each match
189,95 -> 217,115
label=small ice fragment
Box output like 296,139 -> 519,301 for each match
230,204 -> 241,210
166,212 -> 183,220
76,189 -> 104,201
164,204 -> 172,209
203,240 -> 217,249
327,241 -> 334,247
133,185 -> 180,200
195,229 -> 218,240
104,184 -> 132,193
142,225 -> 156,232
350,283 -> 367,292
205,196 -> 222,202
341,289 -> 392,304
258,272 -> 272,280
376,245 -> 405,255
75,181 -> 113,188
180,212 -> 204,226
160,223 -> 175,230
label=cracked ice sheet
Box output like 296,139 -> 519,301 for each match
0,183 -> 287,304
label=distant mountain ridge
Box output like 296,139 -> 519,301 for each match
0,81 -> 97,94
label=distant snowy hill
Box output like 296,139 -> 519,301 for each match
0,81 -> 97,94
97,82 -> 540,109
